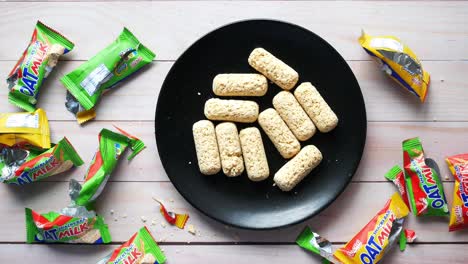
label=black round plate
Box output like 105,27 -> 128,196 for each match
155,20 -> 366,229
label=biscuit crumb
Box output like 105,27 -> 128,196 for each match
444,175 -> 450,180
141,216 -> 147,223
188,224 -> 196,235
161,221 -> 167,228
272,183 -> 276,187
188,161 -> 192,164
122,214 -> 127,219
169,198 -> 174,203
197,92 -> 201,95
114,217 -> 118,222
110,209 -> 115,215
151,219 -> 157,226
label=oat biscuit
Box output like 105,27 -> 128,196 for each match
239,127 -> 269,181
215,122 -> 244,177
192,120 -> 221,175
213,73 -> 268,96
273,91 -> 316,141
248,48 -> 299,90
294,82 -> 338,133
258,108 -> 300,159
274,145 -> 323,191
204,98 -> 259,123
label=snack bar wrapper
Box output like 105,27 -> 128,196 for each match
25,207 -> 111,244
403,137 -> 448,216
70,127 -> 145,208
359,31 -> 430,102
0,109 -> 50,149
297,193 -> 409,264
61,28 -> 155,124
446,154 -> 468,231
334,193 -> 409,264
1,137 -> 84,185
96,226 -> 166,264
385,165 -> 410,210
7,21 -> 74,111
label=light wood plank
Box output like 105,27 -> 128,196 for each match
0,2 -> 467,61
3,120 -> 464,183
0,244 -> 466,264
0,181 -> 466,243
1,61 -> 468,122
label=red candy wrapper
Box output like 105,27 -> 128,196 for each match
153,198 -> 189,229
385,165 -> 410,210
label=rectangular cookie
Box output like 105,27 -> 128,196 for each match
204,98 -> 259,123
248,48 -> 299,90
213,73 -> 268,96
215,122 -> 244,177
294,82 -> 338,133
239,127 -> 269,181
192,120 -> 221,175
273,91 -> 316,141
274,145 -> 323,191
258,108 -> 300,159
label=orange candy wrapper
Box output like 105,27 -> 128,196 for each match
446,154 -> 468,231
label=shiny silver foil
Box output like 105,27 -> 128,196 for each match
0,146 -> 29,182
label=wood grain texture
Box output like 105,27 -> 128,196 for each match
1,61 -> 468,122
0,1 -> 467,262
1,181 -> 466,243
0,244 -> 466,264
0,2 -> 467,61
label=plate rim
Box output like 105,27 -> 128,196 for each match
155,19 -> 367,230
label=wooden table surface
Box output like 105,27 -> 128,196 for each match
1,1 -> 468,263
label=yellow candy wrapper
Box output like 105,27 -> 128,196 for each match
0,109 -> 50,149
359,31 -> 430,102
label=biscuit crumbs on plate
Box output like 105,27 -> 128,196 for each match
161,221 -> 167,228
188,224 -> 196,235
121,213 -> 127,218
140,216 -> 147,223
110,209 -> 115,215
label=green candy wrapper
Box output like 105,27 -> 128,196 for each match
97,226 -> 166,264
70,127 -> 145,208
403,137 -> 448,216
61,28 -> 155,123
296,227 -> 334,264
1,137 -> 83,185
8,21 -> 74,112
25,208 -> 111,244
